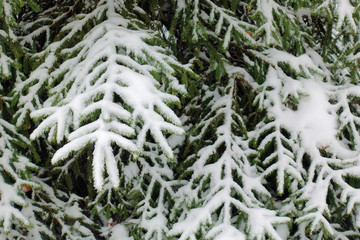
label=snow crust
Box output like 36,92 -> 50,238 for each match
110,225 -> 134,240
279,79 -> 336,148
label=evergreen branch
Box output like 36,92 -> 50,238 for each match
48,0 -> 82,29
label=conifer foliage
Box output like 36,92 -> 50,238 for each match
1,0 -> 360,239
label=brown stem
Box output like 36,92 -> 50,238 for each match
49,0 -> 81,28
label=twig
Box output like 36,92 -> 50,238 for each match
49,0 -> 81,28
355,59 -> 360,71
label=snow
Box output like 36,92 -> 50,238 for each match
64,202 -> 83,219
109,225 -> 134,240
205,0 -> 256,45
276,224 -> 290,239
295,8 -> 312,23
210,225 -> 245,240
123,162 -> 139,181
0,45 -> 12,77
280,79 -> 336,147
118,70 -> 184,159
254,0 -> 284,45
6,0 -> 360,239
335,0 -> 356,30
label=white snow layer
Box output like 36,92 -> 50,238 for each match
110,225 -> 134,240
280,79 -> 336,147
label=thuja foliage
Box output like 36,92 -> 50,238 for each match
1,0 -> 360,239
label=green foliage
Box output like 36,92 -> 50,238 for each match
2,0 -> 360,239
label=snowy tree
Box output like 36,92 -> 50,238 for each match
2,0 -> 360,239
